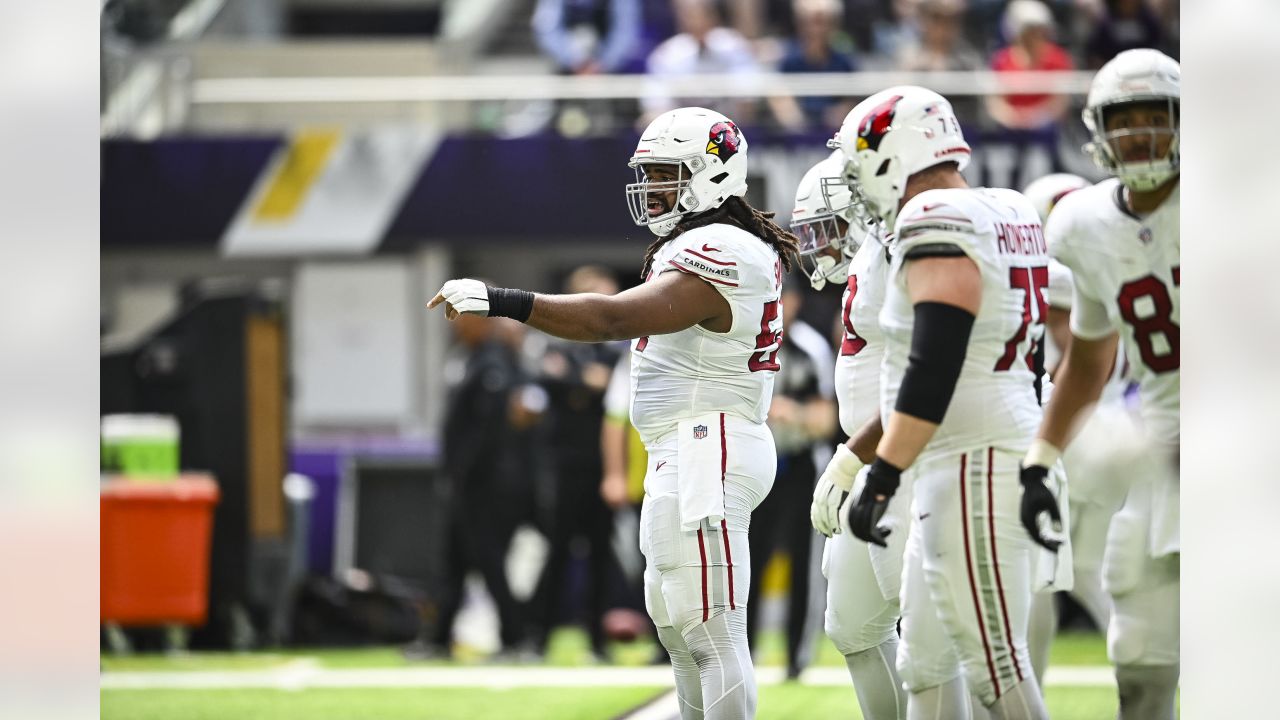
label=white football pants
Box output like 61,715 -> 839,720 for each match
640,414 -> 775,720
897,447 -> 1043,713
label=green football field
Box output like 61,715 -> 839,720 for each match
101,629 -> 1119,719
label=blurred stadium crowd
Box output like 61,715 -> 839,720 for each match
102,0 -> 1179,136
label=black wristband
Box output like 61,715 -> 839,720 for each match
487,286 -> 535,322
894,301 -> 975,424
865,457 -> 903,496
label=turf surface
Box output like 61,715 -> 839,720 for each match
101,687 -> 669,720
102,684 -> 1118,720
101,630 -> 1119,718
99,629 -> 1108,671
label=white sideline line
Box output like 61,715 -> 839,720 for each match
615,690 -> 679,720
101,665 -> 1114,691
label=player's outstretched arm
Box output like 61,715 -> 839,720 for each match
848,254 -> 982,546
429,270 -> 731,342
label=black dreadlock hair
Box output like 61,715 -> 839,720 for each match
640,196 -> 800,279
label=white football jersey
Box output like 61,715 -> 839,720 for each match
1047,179 -> 1179,445
629,223 -> 784,447
834,235 -> 890,436
880,187 -> 1049,457
1046,259 -> 1129,406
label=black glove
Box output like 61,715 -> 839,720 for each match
1019,463 -> 1063,552
847,458 -> 901,547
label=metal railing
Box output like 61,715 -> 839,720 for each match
191,70 -> 1096,104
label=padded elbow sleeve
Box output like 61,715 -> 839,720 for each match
893,301 -> 975,424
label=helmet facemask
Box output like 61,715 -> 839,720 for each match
1084,97 -> 1180,192
793,176 -> 877,290
625,158 -> 707,237
793,213 -> 850,291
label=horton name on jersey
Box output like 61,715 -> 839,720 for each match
995,222 -> 1048,257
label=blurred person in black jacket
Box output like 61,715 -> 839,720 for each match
745,284 -> 838,680
527,266 -> 627,661
406,312 -> 530,660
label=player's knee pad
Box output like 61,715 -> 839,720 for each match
896,626 -> 965,698
826,592 -> 899,657
643,562 -> 671,629
823,527 -> 902,656
1108,555 -> 1179,667
643,494 -> 748,636
1102,506 -> 1149,597
920,546 -> 1029,707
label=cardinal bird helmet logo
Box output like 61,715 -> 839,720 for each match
706,121 -> 742,161
856,94 -> 904,153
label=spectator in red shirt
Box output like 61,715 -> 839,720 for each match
985,0 -> 1074,130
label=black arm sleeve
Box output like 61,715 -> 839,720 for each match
902,242 -> 967,259
893,301 -> 976,424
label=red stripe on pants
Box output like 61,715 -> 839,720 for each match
719,413 -> 734,610
697,528 -> 709,622
987,447 -> 1024,683
959,453 -> 1001,698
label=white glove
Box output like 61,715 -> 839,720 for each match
810,443 -> 864,537
431,278 -> 490,317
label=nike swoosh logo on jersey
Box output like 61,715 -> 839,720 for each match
656,461 -> 668,471
701,244 -> 720,253
918,512 -> 931,521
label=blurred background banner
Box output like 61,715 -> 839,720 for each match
104,125 -> 1098,252
221,128 -> 441,256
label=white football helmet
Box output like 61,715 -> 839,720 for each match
1082,49 -> 1180,192
626,107 -> 749,237
1022,173 -> 1090,224
833,86 -> 971,228
791,151 -> 876,290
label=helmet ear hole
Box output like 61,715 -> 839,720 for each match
875,159 -> 892,177
709,172 -> 729,184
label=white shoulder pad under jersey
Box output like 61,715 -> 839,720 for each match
834,235 -> 890,435
1046,178 -> 1180,445
879,187 -> 1050,457
629,223 -> 784,447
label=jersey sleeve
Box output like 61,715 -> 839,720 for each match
660,227 -> 751,292
1069,283 -> 1115,340
1044,198 -> 1115,339
1047,260 -> 1074,310
892,196 -> 997,275
659,226 -> 780,335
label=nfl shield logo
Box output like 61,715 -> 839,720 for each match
693,425 -> 708,440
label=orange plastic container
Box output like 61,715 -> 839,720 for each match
100,474 -> 220,626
